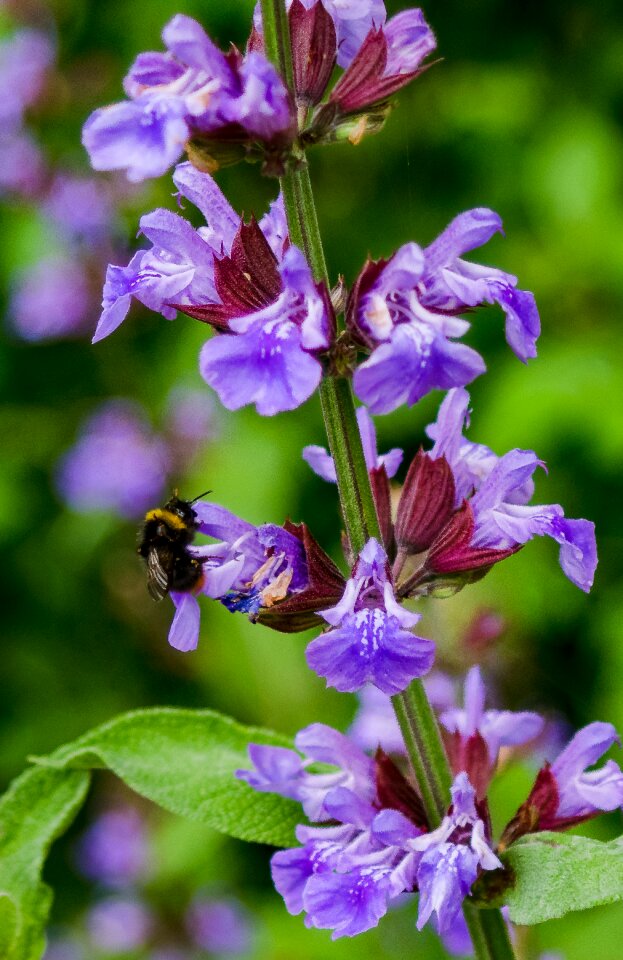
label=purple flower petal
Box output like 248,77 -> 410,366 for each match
200,316 -> 322,415
353,322 -> 485,414
83,99 -> 188,182
303,866 -> 393,938
168,592 -> 201,651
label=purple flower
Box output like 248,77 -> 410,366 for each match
10,256 -> 92,342
187,896 -> 254,954
56,400 -> 169,519
425,388 -> 597,592
75,807 -> 150,887
306,538 -> 434,694
350,209 -> 539,414
0,29 -> 54,127
198,240 -> 330,415
87,896 -> 153,952
94,163 -> 330,416
240,727 -> 500,940
550,722 -> 623,821
165,503 -> 310,651
410,773 -> 501,933
237,722 -> 375,821
82,15 -> 293,182
440,666 -> 543,793
329,7 -> 436,113
349,673 -> 455,754
501,721 -> 623,845
303,406 -> 402,482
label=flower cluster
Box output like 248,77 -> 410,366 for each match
348,209 -> 540,412
83,4 -> 437,182
95,162 -> 331,415
239,674 -> 623,941
83,15 -> 295,182
78,0 -> 609,953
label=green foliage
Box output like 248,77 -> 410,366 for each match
36,707 -> 301,847
0,708 -> 301,959
0,765 -> 90,960
504,832 -> 623,925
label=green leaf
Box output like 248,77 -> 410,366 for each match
504,831 -> 623,925
35,707 -> 301,847
0,765 -> 90,960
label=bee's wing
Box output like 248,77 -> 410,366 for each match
146,546 -> 170,601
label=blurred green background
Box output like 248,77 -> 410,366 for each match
1,0 -> 623,956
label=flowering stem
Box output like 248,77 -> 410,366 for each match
262,4 -> 516,958
391,680 -> 451,825
463,903 -> 517,960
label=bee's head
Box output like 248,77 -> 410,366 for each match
163,494 -> 197,526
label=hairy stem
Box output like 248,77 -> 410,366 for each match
463,903 -> 517,960
261,3 -> 516,957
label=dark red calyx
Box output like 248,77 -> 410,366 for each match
443,729 -> 492,801
329,28 -> 427,114
344,255 -> 388,349
370,465 -> 394,558
290,0 -> 337,105
395,450 -> 456,554
499,764 -> 560,850
176,218 -> 282,330
427,501 -> 519,575
374,748 -> 428,830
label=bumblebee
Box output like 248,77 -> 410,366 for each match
138,492 -> 209,601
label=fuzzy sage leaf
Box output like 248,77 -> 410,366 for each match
504,831 -> 623,924
0,765 -> 90,960
34,707 -> 300,847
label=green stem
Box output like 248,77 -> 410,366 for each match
463,903 -> 517,960
261,4 -> 516,958
392,680 -> 452,827
259,0 -> 295,95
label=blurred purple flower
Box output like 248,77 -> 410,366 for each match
76,806 -> 150,887
0,130 -> 45,197
303,406 -> 402,483
56,400 -> 169,519
186,896 -> 254,954
43,175 -> 116,244
87,896 -> 153,953
350,209 -> 539,413
306,537 -> 434,694
0,28 -> 54,126
10,256 -> 92,341
83,15 -> 293,182
164,385 -> 219,468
